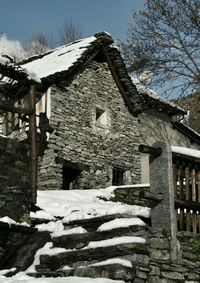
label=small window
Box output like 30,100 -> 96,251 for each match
96,108 -> 104,121
95,107 -> 109,128
112,168 -> 125,186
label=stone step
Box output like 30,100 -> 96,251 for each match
36,242 -> 148,272
52,224 -> 146,249
63,213 -> 147,232
29,262 -> 136,281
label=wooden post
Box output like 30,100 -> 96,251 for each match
198,212 -> 200,233
197,170 -> 200,202
192,169 -> 196,202
176,209 -> 180,231
180,209 -> 184,231
185,167 -> 190,200
178,165 -> 184,199
173,164 -> 177,199
186,210 -> 191,232
192,212 -> 197,233
28,85 -> 37,205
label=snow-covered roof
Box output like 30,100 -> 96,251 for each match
131,77 -> 186,115
0,55 -> 41,84
171,146 -> 200,159
21,37 -> 97,80
0,31 -> 185,117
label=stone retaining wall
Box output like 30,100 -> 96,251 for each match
135,228 -> 200,283
0,138 -> 30,222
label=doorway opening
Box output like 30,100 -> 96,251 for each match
62,165 -> 82,190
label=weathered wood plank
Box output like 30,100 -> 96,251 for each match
173,164 -> 177,199
192,212 -> 197,233
186,210 -> 191,232
180,209 -> 184,231
192,169 -> 196,201
197,170 -> 200,202
185,167 -> 190,201
175,199 -> 200,211
178,165 -> 184,199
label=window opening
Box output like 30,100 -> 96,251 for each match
96,108 -> 105,121
112,168 -> 125,186
62,166 -> 81,190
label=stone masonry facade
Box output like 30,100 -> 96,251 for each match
0,138 -> 30,222
38,60 -> 141,190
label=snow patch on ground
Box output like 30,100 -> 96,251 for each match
0,216 -> 30,227
86,236 -> 146,249
31,188 -> 150,223
36,220 -> 64,233
97,218 -> 146,232
52,227 -> 87,238
89,258 -> 132,268
0,277 -> 124,283
25,242 -> 53,273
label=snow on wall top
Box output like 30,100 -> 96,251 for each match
131,77 -> 185,113
171,146 -> 200,159
21,36 -> 96,79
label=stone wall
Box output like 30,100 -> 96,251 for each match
138,109 -> 200,183
0,137 -> 30,222
138,109 -> 200,150
142,227 -> 200,283
38,60 -> 141,190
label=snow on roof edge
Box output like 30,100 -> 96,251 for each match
21,35 -> 97,80
131,77 -> 185,114
171,146 -> 200,159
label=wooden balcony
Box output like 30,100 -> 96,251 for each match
173,155 -> 200,233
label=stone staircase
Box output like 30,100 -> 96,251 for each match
29,213 -> 149,282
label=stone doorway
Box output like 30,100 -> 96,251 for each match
62,165 -> 82,190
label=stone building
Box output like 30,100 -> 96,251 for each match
2,32 -> 200,283
131,79 -> 200,183
1,32 -> 199,191
1,31 -> 200,192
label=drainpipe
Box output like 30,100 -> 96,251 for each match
28,84 -> 37,205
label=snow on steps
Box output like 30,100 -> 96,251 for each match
29,262 -> 136,282
36,241 -> 148,272
28,215 -> 148,281
28,187 -> 150,281
52,218 -> 146,249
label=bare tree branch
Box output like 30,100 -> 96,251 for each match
120,0 -> 200,98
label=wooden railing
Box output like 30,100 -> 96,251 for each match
173,157 -> 200,233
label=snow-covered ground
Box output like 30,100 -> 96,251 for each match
32,186 -> 150,225
0,186 -> 150,283
0,276 -> 125,283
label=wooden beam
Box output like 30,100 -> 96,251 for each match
175,199 -> 200,211
138,144 -> 162,157
101,47 -> 137,116
28,85 -> 38,205
0,63 -> 29,83
0,103 -> 33,115
138,190 -> 163,202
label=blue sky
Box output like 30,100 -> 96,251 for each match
0,0 -> 145,44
